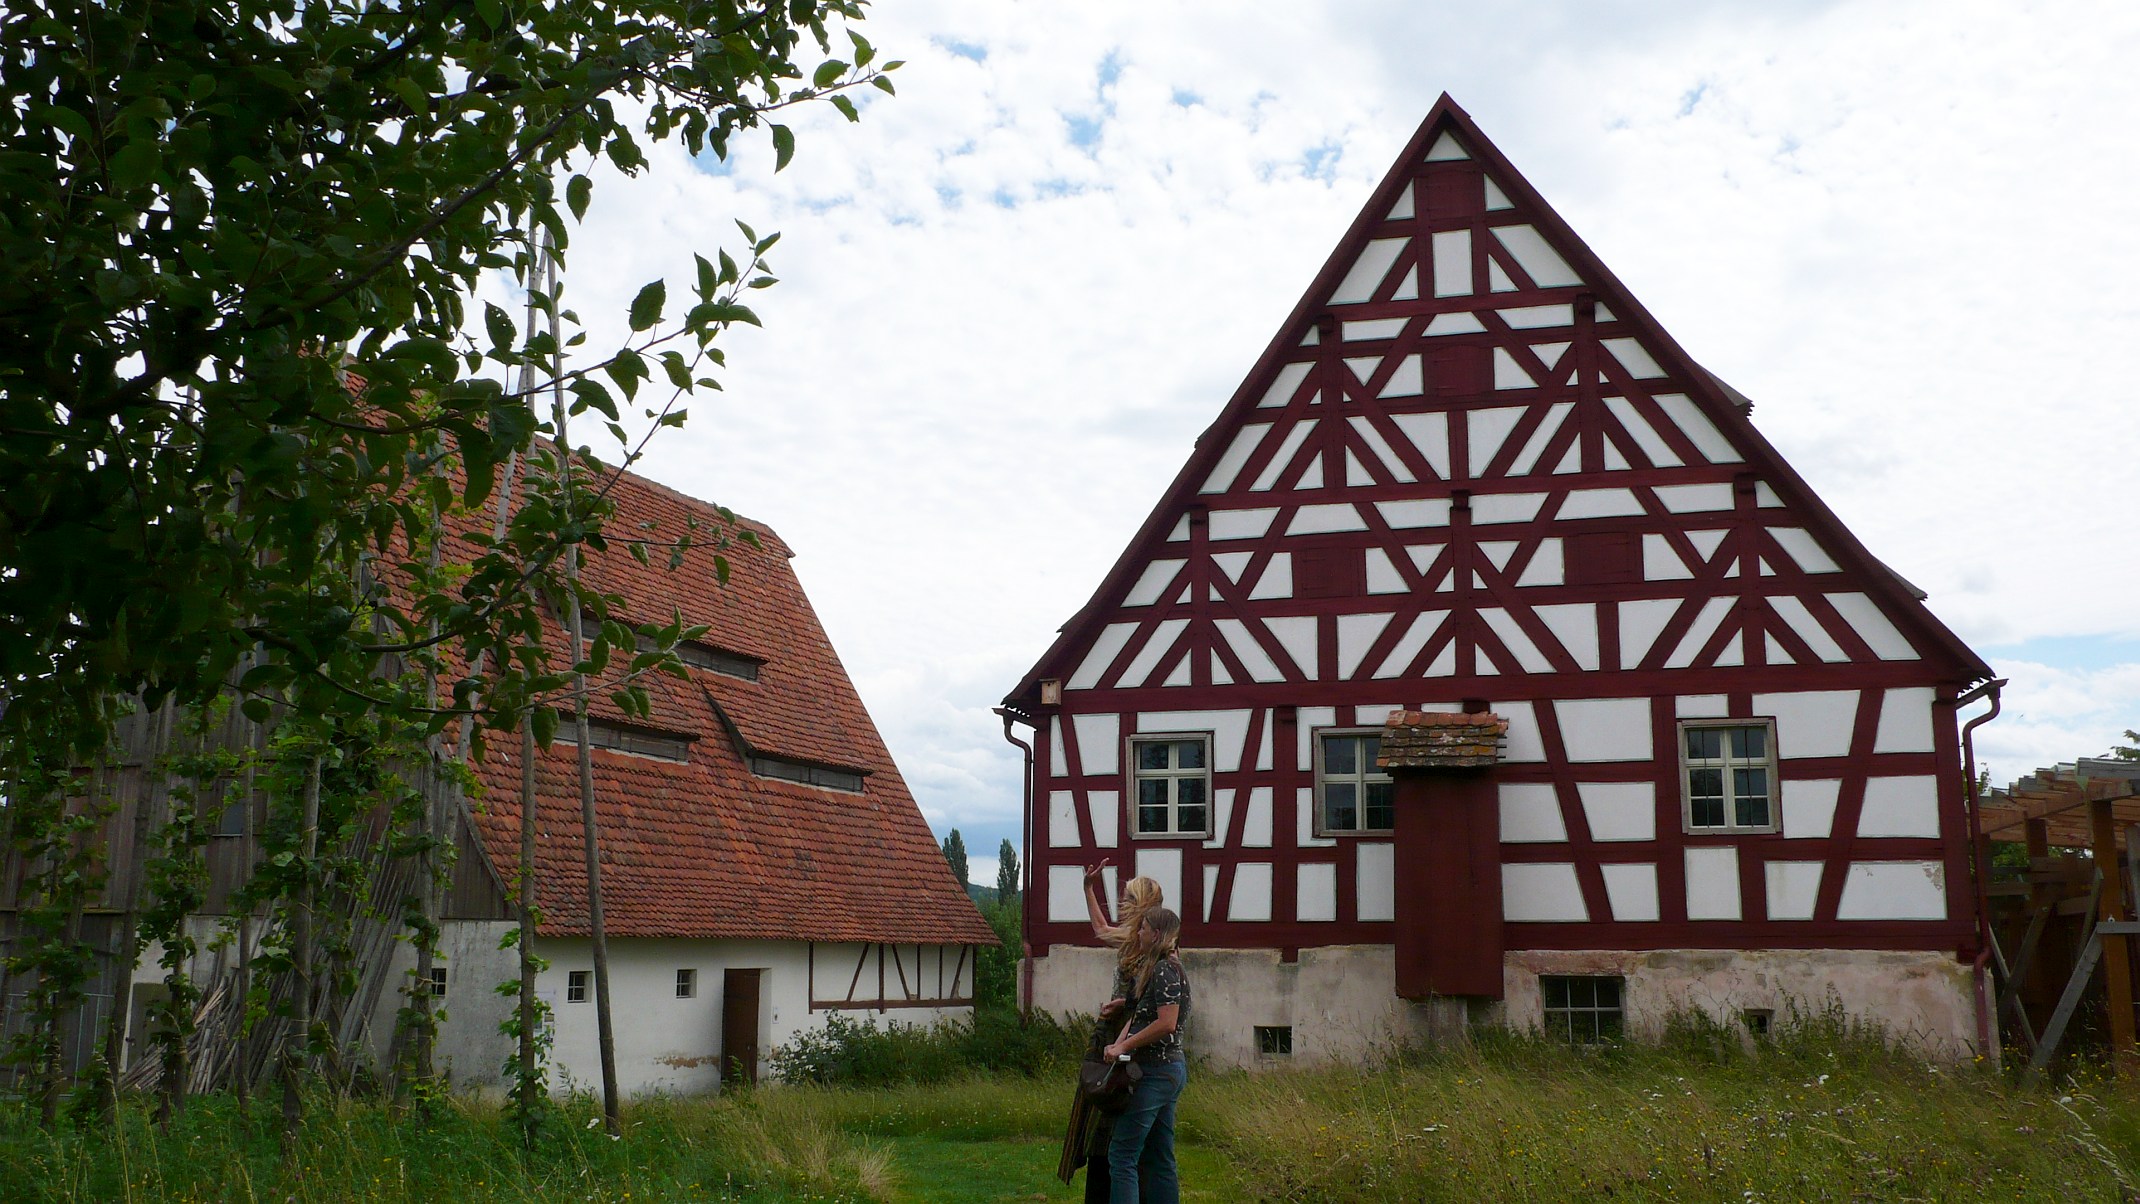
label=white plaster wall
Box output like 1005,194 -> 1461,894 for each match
1501,947 -> 1981,1058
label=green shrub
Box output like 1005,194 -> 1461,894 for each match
767,1008 -> 1086,1088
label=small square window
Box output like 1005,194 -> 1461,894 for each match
1540,974 -> 1624,1044
1316,731 -> 1394,834
676,968 -> 697,999
1254,1025 -> 1293,1057
1742,1008 -> 1773,1038
1679,720 -> 1780,834
567,970 -> 590,1003
1127,734 -> 1213,838
425,966 -> 447,998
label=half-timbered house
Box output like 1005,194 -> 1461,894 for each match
1001,96 -> 1994,1066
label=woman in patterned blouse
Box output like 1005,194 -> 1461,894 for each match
1103,907 -> 1191,1203
1078,863 -> 1164,1200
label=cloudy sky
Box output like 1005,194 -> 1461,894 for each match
546,1 -> 2140,886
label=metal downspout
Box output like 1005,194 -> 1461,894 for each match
1958,677 -> 2007,1059
996,707 -> 1037,1024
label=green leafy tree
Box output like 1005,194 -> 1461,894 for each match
941,829 -> 968,888
2113,731 -> 2139,761
995,837 -> 1020,904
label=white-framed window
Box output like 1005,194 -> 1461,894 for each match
676,968 -> 697,999
567,970 -> 590,1003
1128,733 -> 1212,838
1541,974 -> 1623,1043
425,966 -> 447,998
1680,720 -> 1779,834
1315,730 -> 1394,834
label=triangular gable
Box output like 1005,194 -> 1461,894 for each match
1010,95 -> 1986,704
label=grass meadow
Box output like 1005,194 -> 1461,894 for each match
5,1020 -> 2139,1202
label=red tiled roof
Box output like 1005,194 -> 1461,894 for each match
457,468 -> 994,946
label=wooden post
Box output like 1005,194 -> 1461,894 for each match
2091,795 -> 2136,1077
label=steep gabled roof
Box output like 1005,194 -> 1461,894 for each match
462,468 -> 993,945
1007,94 -> 1987,704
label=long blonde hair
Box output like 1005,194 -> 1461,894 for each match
1124,907 -> 1182,994
1102,875 -> 1164,954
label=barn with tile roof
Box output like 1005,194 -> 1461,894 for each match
1000,96 -> 1996,1066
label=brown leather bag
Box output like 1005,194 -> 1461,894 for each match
1079,1053 -> 1143,1113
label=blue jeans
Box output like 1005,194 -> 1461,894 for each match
1108,1058 -> 1186,1204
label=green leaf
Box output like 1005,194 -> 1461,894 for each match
108,140 -> 160,192
241,698 -> 271,723
813,60 -> 847,89
567,174 -> 592,221
484,302 -> 514,353
771,124 -> 795,172
38,104 -> 92,142
628,280 -> 666,331
532,706 -> 559,749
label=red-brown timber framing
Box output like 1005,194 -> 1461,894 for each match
1003,95 -> 1992,973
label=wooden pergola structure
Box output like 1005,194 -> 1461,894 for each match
1978,760 -> 2140,1078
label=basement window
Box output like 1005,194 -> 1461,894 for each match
567,971 -> 590,1003
1255,1025 -> 1293,1058
749,755 -> 866,793
1316,731 -> 1394,834
1742,1009 -> 1773,1038
676,968 -> 697,999
1680,721 -> 1779,833
1541,975 -> 1623,1044
1128,734 -> 1212,838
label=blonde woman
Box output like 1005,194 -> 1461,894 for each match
1103,907 -> 1190,1203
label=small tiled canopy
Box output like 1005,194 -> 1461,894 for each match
1376,711 -> 1509,770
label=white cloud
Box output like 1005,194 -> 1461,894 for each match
536,1 -> 2140,843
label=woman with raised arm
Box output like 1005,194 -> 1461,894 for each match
1105,908 -> 1191,1204
1061,860 -> 1165,1201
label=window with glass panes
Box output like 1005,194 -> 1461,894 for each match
1130,735 -> 1211,836
1540,975 -> 1624,1043
1317,732 -> 1394,833
1680,721 -> 1778,833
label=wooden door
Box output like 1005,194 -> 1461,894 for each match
721,969 -> 762,1087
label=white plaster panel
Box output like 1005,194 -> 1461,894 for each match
1297,863 -> 1339,922
1768,595 -> 1849,662
1827,592 -> 1919,661
1201,864 -> 1219,922
1500,304 -> 1573,328
1555,697 -> 1653,762
1782,779 -> 1841,839
1665,596 -> 1735,669
1138,709 -> 1253,773
1343,357 -> 1380,387
1675,694 -> 1730,718
1294,706 -> 1337,771
1376,498 -> 1452,529
1258,361 -> 1313,408
1296,785 -> 1335,848
1167,516 -> 1190,541
1754,690 -> 1859,759
1251,420 -> 1318,492
1642,533 -> 1695,581
1874,687 -> 1938,754
1202,425 -> 1271,494
1619,599 -> 1680,669
1049,716 -> 1066,779
1249,553 -> 1294,600
1373,611 -> 1448,678
1379,354 -> 1424,398
1482,608 -> 1554,673
1560,488 -> 1644,520
1769,527 -> 1839,574
1344,317 -> 1407,342
1684,529 -> 1728,566
1425,312 -> 1485,336
1517,538 -> 1564,586
1472,493 -> 1546,524
1857,776 -> 1941,838
1507,402 -> 1572,475
1117,620 -> 1188,689
1352,703 -> 1409,725
1365,547 -> 1406,594
1684,847 -> 1742,921
1578,782 -> 1656,842
1535,603 -> 1600,671
1837,862 -> 1947,921
1356,843 -> 1396,922
1601,396 -> 1683,468
1491,224 -> 1582,288
1389,411 -> 1451,478
1048,790 -> 1080,848
1256,715 -> 1274,771
1048,865 -> 1089,924
1755,482 -> 1784,507
1240,786 -> 1273,847
1386,182 -> 1415,220
1208,508 -> 1278,541
1499,701 -> 1547,762
1601,863 -> 1660,922
1229,863 -> 1273,921
1653,482 -> 1735,513
1426,131 -> 1469,161
1214,619 -> 1284,682
1288,504 -> 1369,535
1211,551 -> 1253,584
1136,849 -> 1183,917
1071,713 -> 1120,776
1348,416 -> 1417,483
1499,782 -> 1568,843
1483,177 -> 1513,209
1431,229 -> 1473,297
1123,560 -> 1186,608
1493,347 -> 1534,390
1603,337 -> 1666,378
1468,406 -> 1525,469
1331,237 -> 1407,305
1265,616 -> 1319,679
1203,788 -> 1234,851
1068,623 -> 1136,690
1765,861 -> 1824,921
1502,863 -> 1588,922
1653,394 -> 1743,463
1337,613 -> 1395,680
1087,790 -> 1120,849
